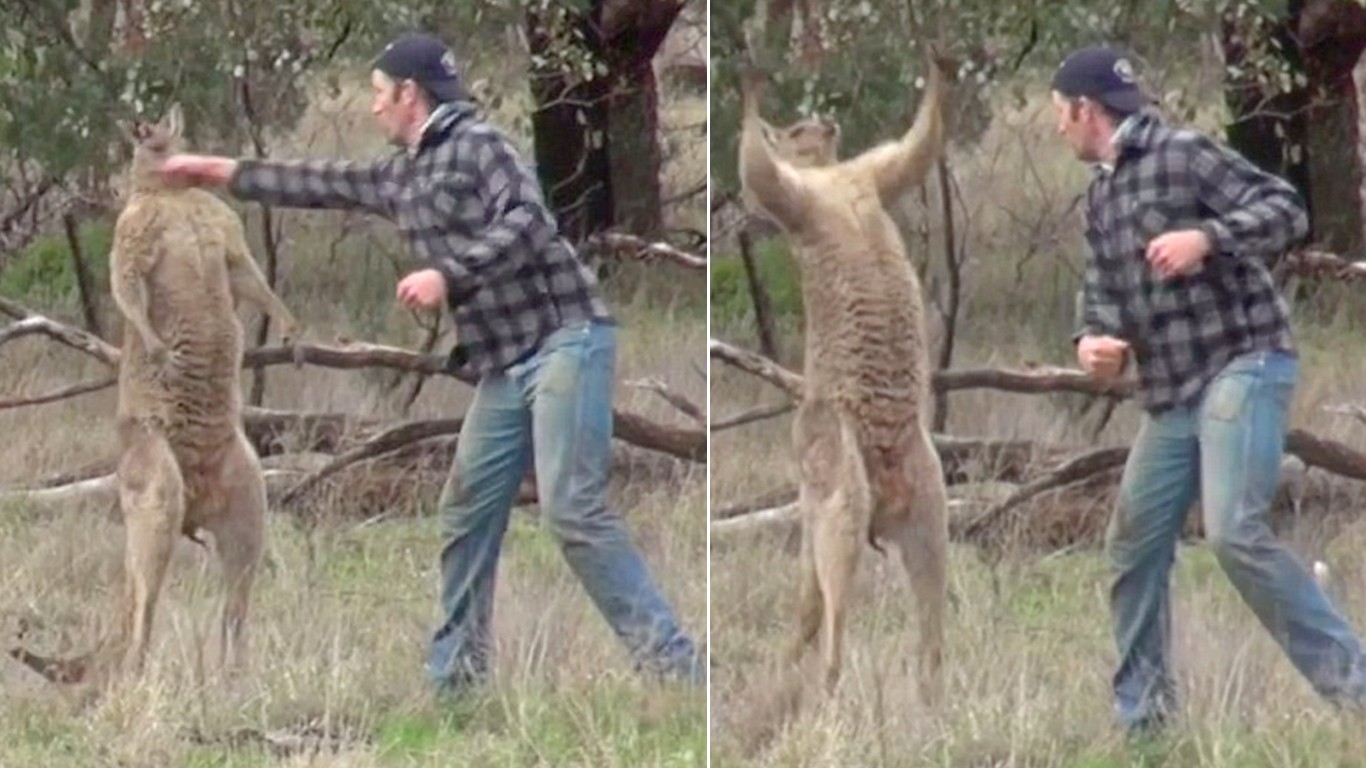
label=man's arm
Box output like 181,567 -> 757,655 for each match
228,156 -> 396,218
1184,132 -> 1310,262
420,130 -> 558,301
1074,261 -> 1125,344
1073,187 -> 1126,344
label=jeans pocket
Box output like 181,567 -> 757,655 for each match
1204,373 -> 1254,422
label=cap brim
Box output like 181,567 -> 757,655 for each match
1101,87 -> 1154,113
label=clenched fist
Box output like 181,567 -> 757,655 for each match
1077,334 -> 1131,380
1146,228 -> 1212,279
397,269 -> 448,310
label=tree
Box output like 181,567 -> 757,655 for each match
525,0 -> 688,242
1221,0 -> 1366,259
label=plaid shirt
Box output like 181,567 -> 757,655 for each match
1075,111 -> 1304,413
228,101 -> 613,379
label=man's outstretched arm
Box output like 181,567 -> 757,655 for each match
159,154 -> 396,218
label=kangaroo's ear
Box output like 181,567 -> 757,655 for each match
159,102 -> 184,139
820,115 -> 840,142
116,118 -> 141,146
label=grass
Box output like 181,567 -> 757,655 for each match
707,66 -> 1366,766
1,502 -> 705,767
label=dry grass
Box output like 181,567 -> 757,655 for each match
709,75 -> 1366,767
0,41 -> 707,768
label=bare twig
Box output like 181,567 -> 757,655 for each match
737,228 -> 780,361
710,401 -> 795,431
932,155 -> 960,432
61,213 -> 103,338
0,376 -> 116,411
625,377 -> 705,424
585,231 -> 707,270
398,312 -> 444,415
1324,402 -> 1366,427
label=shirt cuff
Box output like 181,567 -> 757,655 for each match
1199,219 -> 1231,258
226,159 -> 259,200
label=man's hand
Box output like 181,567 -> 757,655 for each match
156,154 -> 237,187
396,269 -> 447,310
1145,229 -> 1211,279
1077,334 -> 1131,380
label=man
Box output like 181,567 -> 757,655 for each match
157,32 -> 701,693
1051,45 -> 1366,734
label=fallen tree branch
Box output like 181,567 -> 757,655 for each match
933,365 -> 1136,398
1324,403 -> 1366,428
711,335 -> 1136,400
1280,249 -> 1366,281
0,312 -> 118,364
711,435 -> 1052,520
243,408 -> 369,456
713,430 -> 1366,542
709,338 -> 805,396
0,376 -> 116,411
1,466 -> 309,509
278,418 -> 464,507
711,503 -> 798,537
710,401 -> 795,432
0,300 -> 704,462
586,232 -> 707,270
1286,428 -> 1366,481
956,446 -> 1130,542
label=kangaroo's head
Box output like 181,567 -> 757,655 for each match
765,115 -> 840,168
125,103 -> 186,188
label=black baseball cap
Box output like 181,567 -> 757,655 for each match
1051,46 -> 1154,114
374,32 -> 469,104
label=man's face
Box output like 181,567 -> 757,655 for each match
371,70 -> 418,146
1051,91 -> 1101,162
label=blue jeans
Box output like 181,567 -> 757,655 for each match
1107,349 -> 1366,732
424,319 -> 700,692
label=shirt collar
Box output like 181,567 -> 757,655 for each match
1095,110 -> 1159,175
408,101 -> 467,156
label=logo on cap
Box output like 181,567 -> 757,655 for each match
440,50 -> 458,76
1113,57 -> 1136,84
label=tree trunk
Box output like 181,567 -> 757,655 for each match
526,6 -> 614,243
1220,0 -> 1366,259
604,57 -> 664,238
1298,0 -> 1366,258
524,1 -> 681,243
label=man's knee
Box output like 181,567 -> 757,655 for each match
1205,512 -> 1271,568
542,496 -> 624,548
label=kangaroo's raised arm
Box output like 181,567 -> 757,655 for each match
846,50 -> 950,204
738,66 -> 810,231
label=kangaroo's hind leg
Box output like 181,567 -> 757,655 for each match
116,421 -> 186,677
197,428 -> 266,674
791,398 -> 872,693
883,424 -> 949,705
